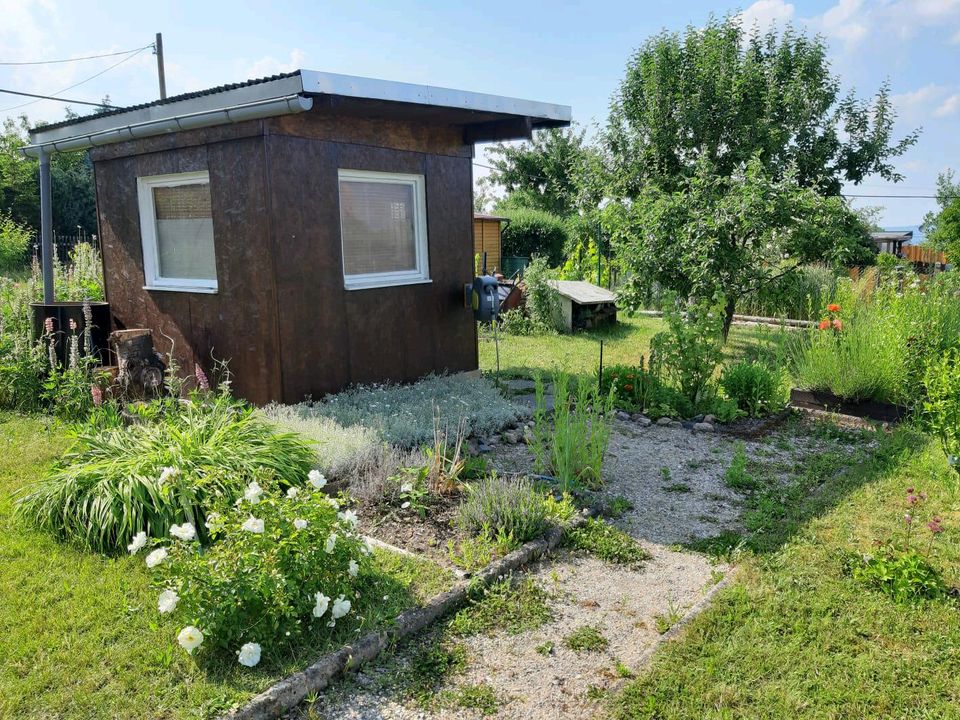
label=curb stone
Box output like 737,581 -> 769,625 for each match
219,513 -> 589,720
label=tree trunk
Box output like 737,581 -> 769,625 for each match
721,296 -> 736,342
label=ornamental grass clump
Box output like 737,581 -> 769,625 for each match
457,474 -> 549,544
16,393 -> 315,552
137,477 -> 369,665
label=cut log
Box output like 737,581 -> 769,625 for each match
110,329 -> 166,395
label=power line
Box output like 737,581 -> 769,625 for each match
0,46 -> 149,113
843,193 -> 960,200
0,44 -> 153,66
0,88 -> 114,108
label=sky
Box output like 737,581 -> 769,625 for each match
1,0 -> 958,227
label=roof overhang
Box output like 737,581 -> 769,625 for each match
26,70 -> 571,156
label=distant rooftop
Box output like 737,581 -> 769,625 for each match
27,69 -> 571,153
870,230 -> 914,242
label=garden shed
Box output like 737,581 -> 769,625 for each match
472,213 -> 507,274
25,70 -> 570,404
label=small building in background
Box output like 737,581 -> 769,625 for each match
472,213 -> 507,275
870,230 -> 912,256
870,230 -> 949,273
547,280 -> 617,332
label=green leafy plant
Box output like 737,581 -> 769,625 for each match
446,528 -> 517,573
457,474 -> 549,544
724,443 -> 758,491
16,393 -> 316,552
650,294 -> 725,406
531,372 -> 614,490
566,517 -> 650,568
564,624 -> 609,653
0,211 -> 32,271
448,578 -> 552,637
922,347 -> 960,472
721,360 -> 786,417
146,480 -> 368,659
500,207 -> 569,265
523,255 -> 565,333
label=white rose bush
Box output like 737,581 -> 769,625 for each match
145,476 -> 368,666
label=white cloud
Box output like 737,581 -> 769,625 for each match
244,49 -> 307,79
817,0 -> 868,46
738,0 -> 796,32
934,93 -> 960,117
951,28 -> 960,43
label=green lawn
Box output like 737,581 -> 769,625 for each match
0,415 -> 453,720
613,428 -> 960,719
478,315 -> 788,380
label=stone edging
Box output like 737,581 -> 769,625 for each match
219,514 -> 588,720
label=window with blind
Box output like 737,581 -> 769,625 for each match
338,169 -> 429,290
136,171 -> 218,292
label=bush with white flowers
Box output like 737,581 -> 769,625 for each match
139,474 -> 369,665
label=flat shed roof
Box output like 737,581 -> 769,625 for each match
28,69 -> 571,153
548,280 -> 617,304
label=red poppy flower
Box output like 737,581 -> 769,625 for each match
818,319 -> 831,330
827,303 -> 841,313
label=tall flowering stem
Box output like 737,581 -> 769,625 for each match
43,317 -> 57,372
82,301 -> 94,357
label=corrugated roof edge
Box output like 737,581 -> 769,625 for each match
31,70 -> 302,134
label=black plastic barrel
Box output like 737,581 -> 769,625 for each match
31,301 -> 111,366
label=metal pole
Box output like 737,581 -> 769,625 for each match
39,148 -> 54,303
155,33 -> 167,100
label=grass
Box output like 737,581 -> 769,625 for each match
479,314 -> 785,382
566,517 -> 651,568
564,624 -> 609,653
613,428 -> 960,719
0,415 -> 453,720
448,578 -> 553,637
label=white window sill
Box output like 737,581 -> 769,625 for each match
344,278 -> 433,291
143,284 -> 219,295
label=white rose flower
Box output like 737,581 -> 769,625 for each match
158,589 -> 179,614
241,516 -> 264,534
170,522 -> 196,541
325,533 -> 337,554
338,509 -> 359,528
127,531 -> 147,554
328,497 -> 340,510
360,539 -> 373,556
286,486 -> 300,499
204,512 -> 220,530
145,548 -> 168,568
313,592 -> 330,618
158,466 -> 178,486
177,625 -> 204,654
348,560 -> 359,578
307,470 -> 327,489
400,482 -> 413,493
237,642 -> 262,667
332,595 -> 351,619
244,481 -> 263,505
293,518 -> 308,530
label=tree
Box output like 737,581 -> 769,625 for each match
922,170 -> 960,257
0,114 -> 97,236
604,16 -> 919,198
483,125 -> 600,217
606,157 -> 874,339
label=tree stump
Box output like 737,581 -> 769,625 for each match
109,329 -> 166,396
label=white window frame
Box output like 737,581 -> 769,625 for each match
337,169 -> 430,291
136,170 -> 218,293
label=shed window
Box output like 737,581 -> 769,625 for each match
338,169 -> 429,290
137,171 -> 218,293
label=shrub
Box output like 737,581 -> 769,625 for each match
305,374 -> 529,448
500,207 -> 568,266
531,372 -> 614,490
650,294 -> 724,406
523,255 -> 565,333
720,361 -> 786,417
144,480 -> 368,660
0,211 -> 32,272
16,394 -> 316,552
738,264 -> 844,321
922,348 -> 960,472
0,334 -> 46,413
457,475 -> 549,543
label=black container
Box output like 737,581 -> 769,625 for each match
789,388 -> 908,423
31,301 -> 111,366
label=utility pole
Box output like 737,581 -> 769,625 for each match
154,32 -> 167,100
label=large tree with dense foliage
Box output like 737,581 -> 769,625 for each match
0,115 -> 97,236
605,157 -> 875,338
922,170 -> 960,262
604,17 -> 918,198
483,125 -> 600,217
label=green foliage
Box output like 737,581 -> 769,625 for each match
650,295 -> 724,406
724,443 -> 758,491
720,361 -> 786,417
522,255 -> 565,333
448,578 -> 552,637
16,394 -> 316,552
149,481 -> 367,654
566,517 -> 650,568
922,169 -> 960,256
484,125 -> 599,217
446,529 -> 517,573
737,264 -> 846,321
457,475 -> 549,543
298,374 -> 529,449
845,542 -> 950,605
0,210 -> 32,271
500,207 -> 569,266
531,372 -> 614,490
441,683 -> 500,715
922,348 -> 960,472
927,198 -> 960,264
605,15 -> 917,198
563,624 -> 608,653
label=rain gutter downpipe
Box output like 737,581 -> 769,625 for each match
38,147 -> 53,303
